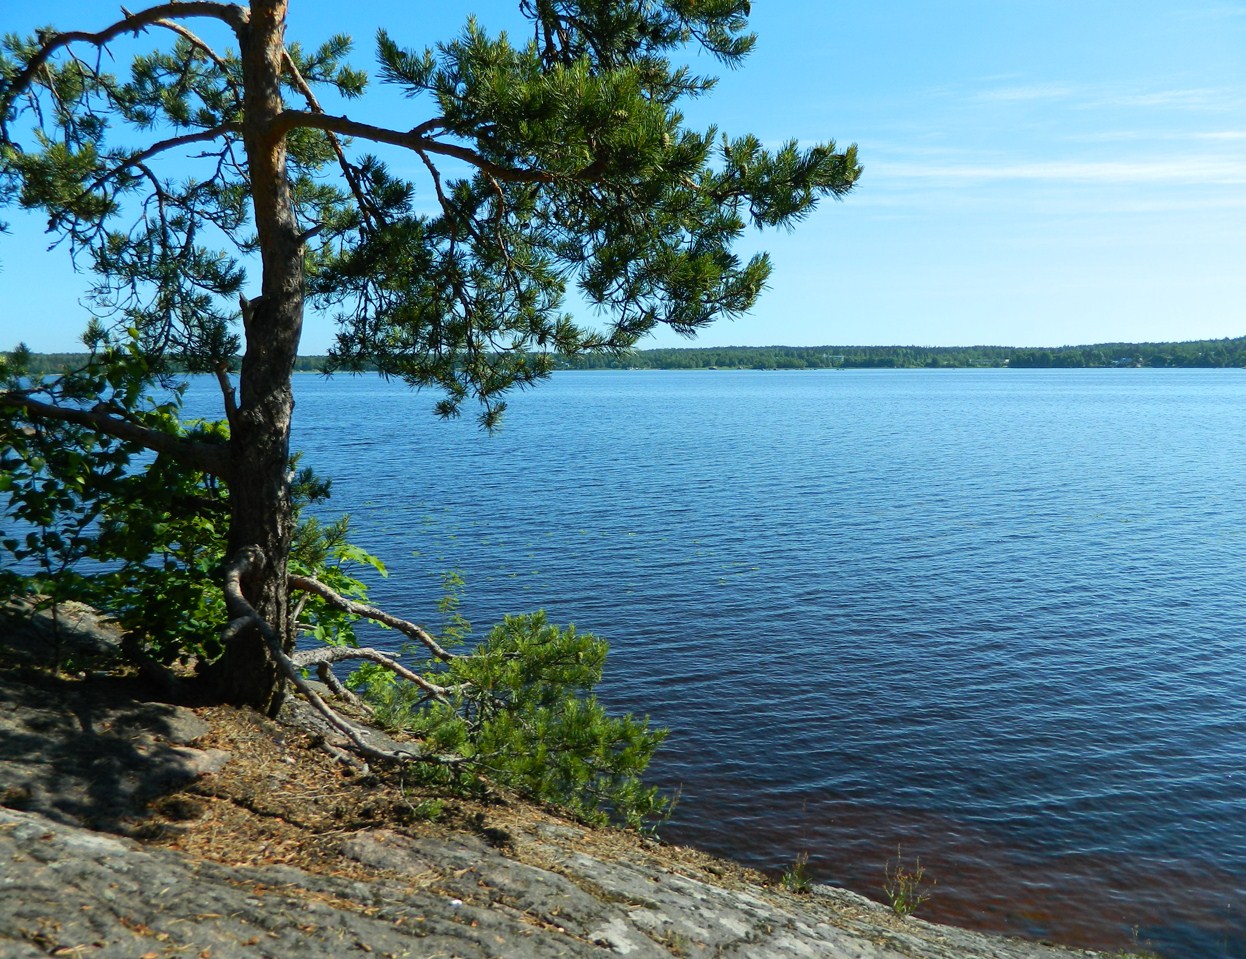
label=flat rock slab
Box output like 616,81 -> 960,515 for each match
0,664 -> 1126,959
0,805 -> 1114,959
0,597 -> 123,670
0,672 -> 227,831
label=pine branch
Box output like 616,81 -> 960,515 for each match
0,391 -> 229,477
122,7 -> 242,101
0,3 -> 247,128
279,49 -> 379,230
85,124 -> 244,194
214,362 -> 238,427
269,111 -> 575,185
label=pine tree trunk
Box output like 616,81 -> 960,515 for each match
207,0 -> 303,714
213,293 -> 299,714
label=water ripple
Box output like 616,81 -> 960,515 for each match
179,368 -> 1246,959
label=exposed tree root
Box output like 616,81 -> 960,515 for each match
292,643 -> 458,700
314,660 -> 367,710
222,549 -> 462,769
287,573 -> 455,661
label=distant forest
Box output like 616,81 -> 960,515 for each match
558,336 -> 1246,370
14,335 -> 1246,374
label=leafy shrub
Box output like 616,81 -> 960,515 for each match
0,332 -> 369,665
0,336 -> 225,664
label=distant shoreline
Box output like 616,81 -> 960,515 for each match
10,334 -> 1246,373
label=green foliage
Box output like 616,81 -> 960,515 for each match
438,611 -> 669,829
3,3 -> 860,423
287,466 -> 387,655
0,333 -> 211,661
0,330 -> 371,665
780,851 -> 814,894
434,570 -> 472,649
557,336 -> 1246,370
883,846 -> 935,918
354,599 -> 670,830
85,418 -> 232,664
404,797 -> 445,823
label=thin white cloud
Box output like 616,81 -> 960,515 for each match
1089,87 -> 1233,110
1066,128 -> 1246,144
1190,129 -> 1246,140
874,156 -> 1246,186
974,83 -> 1076,103
959,76 -> 1243,114
1176,4 -> 1246,20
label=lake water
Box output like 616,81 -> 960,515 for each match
186,367 -> 1245,958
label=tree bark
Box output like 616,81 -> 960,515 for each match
206,0 -> 303,715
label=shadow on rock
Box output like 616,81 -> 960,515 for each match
0,670 -> 228,832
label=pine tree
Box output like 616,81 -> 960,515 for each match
0,1 -> 860,712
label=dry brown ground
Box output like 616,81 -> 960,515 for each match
136,695 -> 767,899
0,594 -> 765,896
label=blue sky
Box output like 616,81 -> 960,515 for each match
2,1 -> 1244,351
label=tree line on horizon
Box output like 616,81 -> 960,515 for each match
13,335 -> 1246,374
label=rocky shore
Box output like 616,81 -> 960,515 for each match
0,600 -> 1143,959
